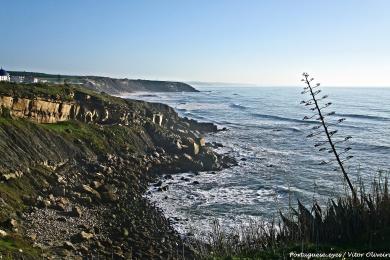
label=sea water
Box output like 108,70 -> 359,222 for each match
123,85 -> 390,235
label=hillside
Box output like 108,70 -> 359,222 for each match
0,82 -> 234,258
9,71 -> 199,94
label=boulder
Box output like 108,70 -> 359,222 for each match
77,231 -> 94,241
52,186 -> 66,197
71,206 -> 82,217
63,241 -> 76,251
0,229 -> 7,237
80,184 -> 101,200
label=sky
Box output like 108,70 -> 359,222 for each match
1,0 -> 389,86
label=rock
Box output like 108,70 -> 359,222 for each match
192,181 -> 200,185
0,229 -> 7,237
57,203 -> 68,212
164,174 -> 173,180
198,150 -> 218,170
175,140 -> 182,150
80,184 -> 101,200
77,231 -> 94,241
156,147 -> 165,154
193,142 -> 200,156
157,185 -> 169,192
122,228 -> 129,237
63,241 -> 76,251
92,180 -> 103,190
183,154 -> 193,161
3,218 -> 18,229
240,158 -> 247,161
21,195 -> 36,206
28,233 -> 37,241
71,206 -> 82,217
198,137 -> 206,147
101,191 -> 118,202
180,177 -> 190,182
57,217 -> 67,222
1,173 -> 16,181
52,186 -> 66,197
57,249 -> 71,257
154,180 -> 163,187
37,199 -> 51,208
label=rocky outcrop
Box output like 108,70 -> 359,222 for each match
0,82 -> 235,259
0,96 -> 79,123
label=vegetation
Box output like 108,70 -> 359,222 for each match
0,81 -> 127,105
301,72 -> 355,196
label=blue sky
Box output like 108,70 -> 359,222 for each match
1,0 -> 389,86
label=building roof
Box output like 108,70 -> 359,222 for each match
0,68 -> 9,77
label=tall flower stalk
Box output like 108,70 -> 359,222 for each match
301,73 -> 355,197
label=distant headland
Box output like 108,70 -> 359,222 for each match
0,68 -> 198,94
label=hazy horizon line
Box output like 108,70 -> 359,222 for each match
4,68 -> 390,88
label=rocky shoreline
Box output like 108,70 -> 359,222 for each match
0,82 -> 235,259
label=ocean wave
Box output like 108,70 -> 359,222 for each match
230,103 -> 248,110
250,113 -> 306,124
354,143 -> 390,153
337,113 -> 390,122
176,102 -> 228,111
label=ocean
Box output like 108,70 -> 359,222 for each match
123,85 -> 390,235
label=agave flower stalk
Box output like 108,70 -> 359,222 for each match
301,73 -> 355,197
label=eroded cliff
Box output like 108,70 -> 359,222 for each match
0,82 -> 235,259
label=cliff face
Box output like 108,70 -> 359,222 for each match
0,96 -> 78,123
0,82 -> 235,259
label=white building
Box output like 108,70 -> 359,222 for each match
0,68 -> 10,82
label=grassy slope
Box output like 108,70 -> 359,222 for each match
0,82 -> 156,257
0,116 -> 156,257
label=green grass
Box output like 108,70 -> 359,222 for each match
0,235 -> 41,259
0,81 -> 127,105
40,120 -> 143,154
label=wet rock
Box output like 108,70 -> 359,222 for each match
157,185 -> 169,192
198,137 -> 206,147
154,180 -> 163,187
180,177 -> 190,182
164,174 -> 173,180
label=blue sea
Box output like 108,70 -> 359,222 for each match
123,85 -> 390,235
